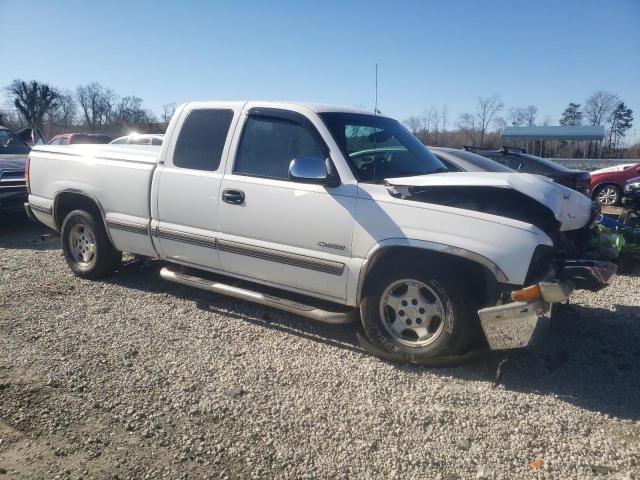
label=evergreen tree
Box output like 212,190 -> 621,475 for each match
559,103 -> 583,126
608,102 -> 634,152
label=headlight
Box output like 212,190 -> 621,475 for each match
625,177 -> 640,192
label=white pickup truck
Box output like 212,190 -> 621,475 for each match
25,101 -> 616,362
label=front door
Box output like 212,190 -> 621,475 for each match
218,109 -> 356,301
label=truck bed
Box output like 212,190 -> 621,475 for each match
28,144 -> 161,256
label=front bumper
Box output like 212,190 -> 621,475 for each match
478,259 -> 616,351
478,299 -> 550,350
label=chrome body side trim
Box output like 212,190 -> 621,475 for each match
29,202 -> 53,215
106,219 -> 149,236
218,239 -> 345,276
157,228 -> 217,249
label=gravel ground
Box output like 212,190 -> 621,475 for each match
1,211 -> 639,479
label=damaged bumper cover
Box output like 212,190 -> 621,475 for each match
478,260 -> 616,350
478,299 -> 550,350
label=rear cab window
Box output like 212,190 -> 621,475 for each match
172,109 -> 234,171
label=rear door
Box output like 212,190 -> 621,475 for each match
154,105 -> 241,269
217,107 -> 357,301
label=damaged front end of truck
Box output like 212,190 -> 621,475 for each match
385,172 -> 617,351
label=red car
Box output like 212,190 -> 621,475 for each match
590,163 -> 640,205
47,133 -> 112,145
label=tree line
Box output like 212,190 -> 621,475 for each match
0,79 -> 636,158
0,79 -> 177,139
403,91 -> 635,158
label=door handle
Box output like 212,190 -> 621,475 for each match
222,189 -> 245,205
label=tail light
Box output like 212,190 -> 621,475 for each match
25,156 -> 31,194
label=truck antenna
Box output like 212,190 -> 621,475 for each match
374,63 -> 379,115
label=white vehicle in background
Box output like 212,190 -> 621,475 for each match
25,101 -> 616,363
590,163 -> 637,175
110,133 -> 164,146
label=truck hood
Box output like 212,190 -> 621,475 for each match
0,154 -> 27,171
591,163 -> 638,175
385,172 -> 594,232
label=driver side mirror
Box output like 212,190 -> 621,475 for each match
288,156 -> 340,187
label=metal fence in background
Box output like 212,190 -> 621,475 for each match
551,158 -> 640,171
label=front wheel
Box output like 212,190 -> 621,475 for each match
594,184 -> 621,206
360,263 -> 478,362
61,210 -> 121,279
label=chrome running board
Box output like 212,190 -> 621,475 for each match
160,267 -> 357,325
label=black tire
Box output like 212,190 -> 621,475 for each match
61,209 -> 121,279
593,184 -> 621,206
360,262 -> 478,362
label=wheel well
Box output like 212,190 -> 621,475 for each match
591,182 -> 621,197
54,192 -> 104,230
360,247 -> 500,308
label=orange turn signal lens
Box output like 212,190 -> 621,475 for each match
511,284 -> 542,302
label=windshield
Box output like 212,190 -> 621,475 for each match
520,153 -> 575,172
320,113 -> 446,182
0,129 -> 30,155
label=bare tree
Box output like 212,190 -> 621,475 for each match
47,90 -> 77,129
456,112 -> 477,146
7,80 -> 59,130
161,103 -> 176,123
403,115 -> 422,136
76,82 -> 117,131
476,95 -> 504,147
420,109 -> 434,142
585,90 -> 619,157
0,105 -> 20,130
111,96 -> 156,132
493,117 -> 507,133
585,90 -> 619,126
431,107 -> 440,144
508,108 -> 526,126
524,105 -> 537,126
440,105 -> 448,145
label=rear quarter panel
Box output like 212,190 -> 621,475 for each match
28,146 -> 157,254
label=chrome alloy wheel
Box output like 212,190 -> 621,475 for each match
597,186 -> 619,205
379,279 -> 446,347
68,223 -> 97,267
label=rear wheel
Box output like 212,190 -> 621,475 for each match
61,210 -> 121,278
594,184 -> 621,206
360,263 -> 478,361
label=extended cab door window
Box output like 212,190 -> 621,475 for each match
174,109 -> 234,171
234,115 -> 326,180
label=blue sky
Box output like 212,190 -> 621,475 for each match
1,0 -> 639,138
